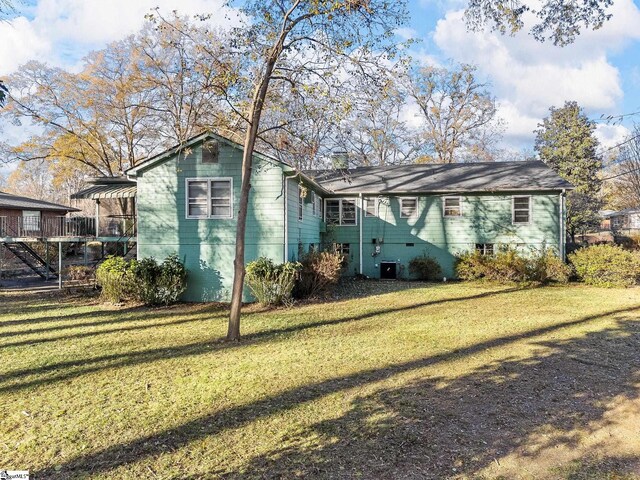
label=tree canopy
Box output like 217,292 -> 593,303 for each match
534,101 -> 603,241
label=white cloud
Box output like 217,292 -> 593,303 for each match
0,0 -> 237,76
431,0 -> 640,148
595,123 -> 630,151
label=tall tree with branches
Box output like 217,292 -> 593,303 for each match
200,0 -> 409,340
407,64 -> 501,164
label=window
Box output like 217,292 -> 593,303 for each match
400,198 -> 418,218
475,243 -> 494,255
512,196 -> 531,224
186,178 -> 233,219
201,140 -> 219,163
298,185 -> 304,221
22,210 -> 41,232
334,243 -> 350,255
325,199 -> 357,226
443,197 -> 462,217
364,197 -> 377,217
311,192 -> 323,218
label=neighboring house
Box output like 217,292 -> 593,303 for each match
126,132 -> 573,302
0,191 -> 78,238
605,208 -> 640,232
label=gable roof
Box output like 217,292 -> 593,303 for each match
126,130 -> 284,177
0,191 -> 79,212
304,161 -> 573,194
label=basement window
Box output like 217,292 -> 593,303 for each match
475,243 -> 494,256
334,243 -> 350,255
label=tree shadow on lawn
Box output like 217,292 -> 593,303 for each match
33,305 -> 640,479
0,287 -> 525,394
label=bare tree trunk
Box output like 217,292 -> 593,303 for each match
227,58 -> 281,341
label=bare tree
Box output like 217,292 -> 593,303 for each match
407,64 -> 501,164
608,125 -> 640,209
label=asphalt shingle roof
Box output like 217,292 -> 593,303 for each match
0,191 -> 78,212
303,160 -> 573,194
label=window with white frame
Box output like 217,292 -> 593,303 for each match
298,185 -> 304,221
400,198 -> 418,218
334,242 -> 350,255
186,178 -> 233,219
311,192 -> 323,218
364,197 -> 377,217
443,196 -> 462,217
512,196 -> 531,224
325,199 -> 357,225
475,243 -> 494,256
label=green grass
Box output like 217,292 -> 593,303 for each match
0,282 -> 639,479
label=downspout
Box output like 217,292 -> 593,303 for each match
359,193 -> 363,275
283,176 -> 288,262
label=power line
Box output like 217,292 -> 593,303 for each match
601,166 -> 640,182
596,132 -> 640,157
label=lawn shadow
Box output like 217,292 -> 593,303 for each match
33,304 -> 640,479
0,286 -> 525,393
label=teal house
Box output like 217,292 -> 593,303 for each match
126,132 -> 572,302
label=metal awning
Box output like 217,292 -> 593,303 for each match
71,183 -> 137,200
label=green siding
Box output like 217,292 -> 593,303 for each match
286,178 -> 324,261
136,141 -> 286,301
324,193 -> 561,279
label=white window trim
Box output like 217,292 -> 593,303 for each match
512,195 -> 531,225
443,196 -> 463,217
185,177 -> 234,219
399,197 -> 418,219
364,197 -> 378,217
324,198 -> 358,226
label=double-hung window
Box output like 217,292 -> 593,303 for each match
443,197 -> 462,217
400,198 -> 418,218
186,178 -> 233,219
364,197 -> 377,217
311,192 -> 323,218
325,199 -> 357,226
512,196 -> 531,225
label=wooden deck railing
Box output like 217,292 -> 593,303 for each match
0,215 -> 136,238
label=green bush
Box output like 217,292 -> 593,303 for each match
95,256 -> 136,303
408,254 -> 442,281
569,244 -> 640,287
456,246 -> 570,284
245,257 -> 301,306
96,254 -> 188,305
294,250 -> 343,299
156,254 -> 188,305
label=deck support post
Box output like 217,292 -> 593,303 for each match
359,193 -> 363,275
84,240 -> 88,266
58,241 -> 62,289
45,240 -> 50,281
95,200 -> 100,237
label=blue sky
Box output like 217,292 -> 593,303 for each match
1,0 -> 640,169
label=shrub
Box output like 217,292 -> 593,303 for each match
96,256 -> 136,303
408,254 -> 442,281
64,265 -> 95,282
456,250 -> 489,280
569,244 -> 640,287
527,247 -> 572,284
245,257 -> 301,306
96,254 -> 188,305
156,254 -> 188,305
294,250 -> 343,298
615,234 -> 640,251
456,246 -> 570,284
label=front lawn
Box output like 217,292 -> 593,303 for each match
0,282 -> 639,479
